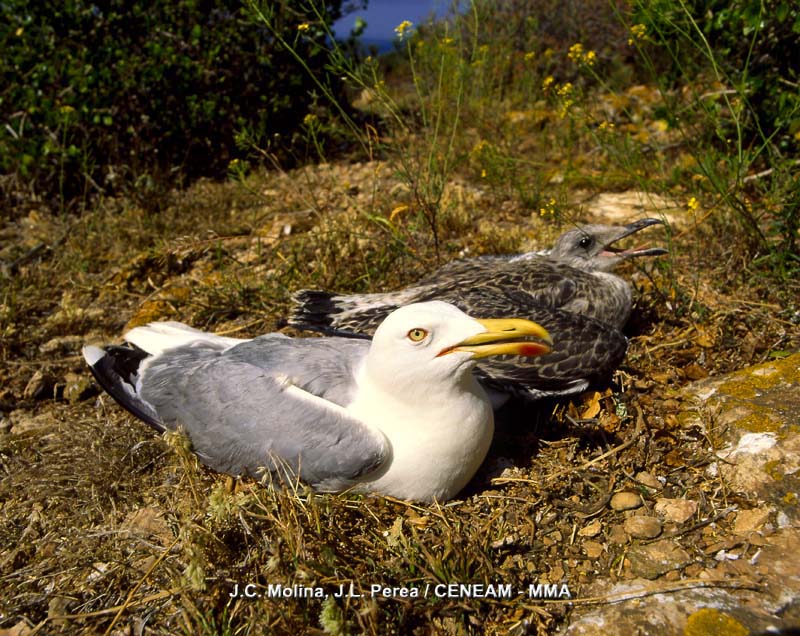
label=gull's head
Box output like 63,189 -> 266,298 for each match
550,218 -> 668,271
366,301 -> 552,393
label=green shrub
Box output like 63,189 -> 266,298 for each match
625,0 -> 799,273
631,0 -> 800,157
0,0 -> 348,214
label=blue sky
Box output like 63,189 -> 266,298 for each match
333,0 -> 450,50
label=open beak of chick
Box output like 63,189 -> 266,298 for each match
438,318 -> 553,359
601,218 -> 668,259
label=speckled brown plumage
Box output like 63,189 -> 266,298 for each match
289,219 -> 667,400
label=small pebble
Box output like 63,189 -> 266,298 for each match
624,515 -> 662,539
64,372 -> 93,404
578,519 -> 603,538
610,491 -> 642,511
583,540 -> 604,559
654,498 -> 698,524
635,471 -> 662,490
608,523 -> 628,545
733,507 -> 772,536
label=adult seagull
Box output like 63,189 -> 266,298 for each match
84,301 -> 551,502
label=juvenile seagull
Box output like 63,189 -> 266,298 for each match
83,301 -> 551,502
291,218 -> 667,333
289,219 -> 665,400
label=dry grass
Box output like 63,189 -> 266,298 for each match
1,72 -> 799,632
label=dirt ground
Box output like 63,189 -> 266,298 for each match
1,162 -> 799,635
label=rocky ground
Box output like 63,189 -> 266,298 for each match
1,161 -> 799,635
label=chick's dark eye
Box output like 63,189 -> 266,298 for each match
578,236 -> 592,248
407,328 -> 428,342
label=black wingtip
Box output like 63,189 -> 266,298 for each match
84,344 -> 165,433
289,290 -> 340,329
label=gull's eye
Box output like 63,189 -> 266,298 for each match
578,236 -> 592,249
407,328 -> 428,342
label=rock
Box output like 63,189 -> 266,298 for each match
627,540 -> 691,579
681,353 -> 800,500
578,520 -> 603,538
0,621 -> 34,636
9,409 -> 58,434
23,370 -> 54,400
624,516 -> 662,539
707,431 -> 800,497
581,190 -> 686,228
47,596 -> 71,625
635,471 -> 662,490
683,363 -> 708,380
583,541 -> 604,559
733,507 -> 772,536
490,534 -> 518,549
608,524 -> 628,545
39,335 -> 86,355
610,491 -> 642,511
561,578 -> 779,636
654,498 -> 698,524
63,372 -> 93,404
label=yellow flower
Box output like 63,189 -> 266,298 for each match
524,51 -> 536,62
687,196 -> 699,212
628,23 -> 647,45
568,43 -> 584,63
297,23 -> 310,32
394,20 -> 413,38
471,139 -> 489,156
542,76 -> 555,91
569,43 -> 597,66
556,82 -> 573,97
481,169 -> 487,178
303,113 -> 318,127
539,198 -> 557,217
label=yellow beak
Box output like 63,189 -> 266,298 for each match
438,318 -> 552,359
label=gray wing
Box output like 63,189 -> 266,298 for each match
139,335 -> 387,489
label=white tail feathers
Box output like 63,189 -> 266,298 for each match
123,321 -> 246,356
82,344 -> 106,367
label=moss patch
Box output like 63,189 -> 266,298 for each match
684,608 -> 749,636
